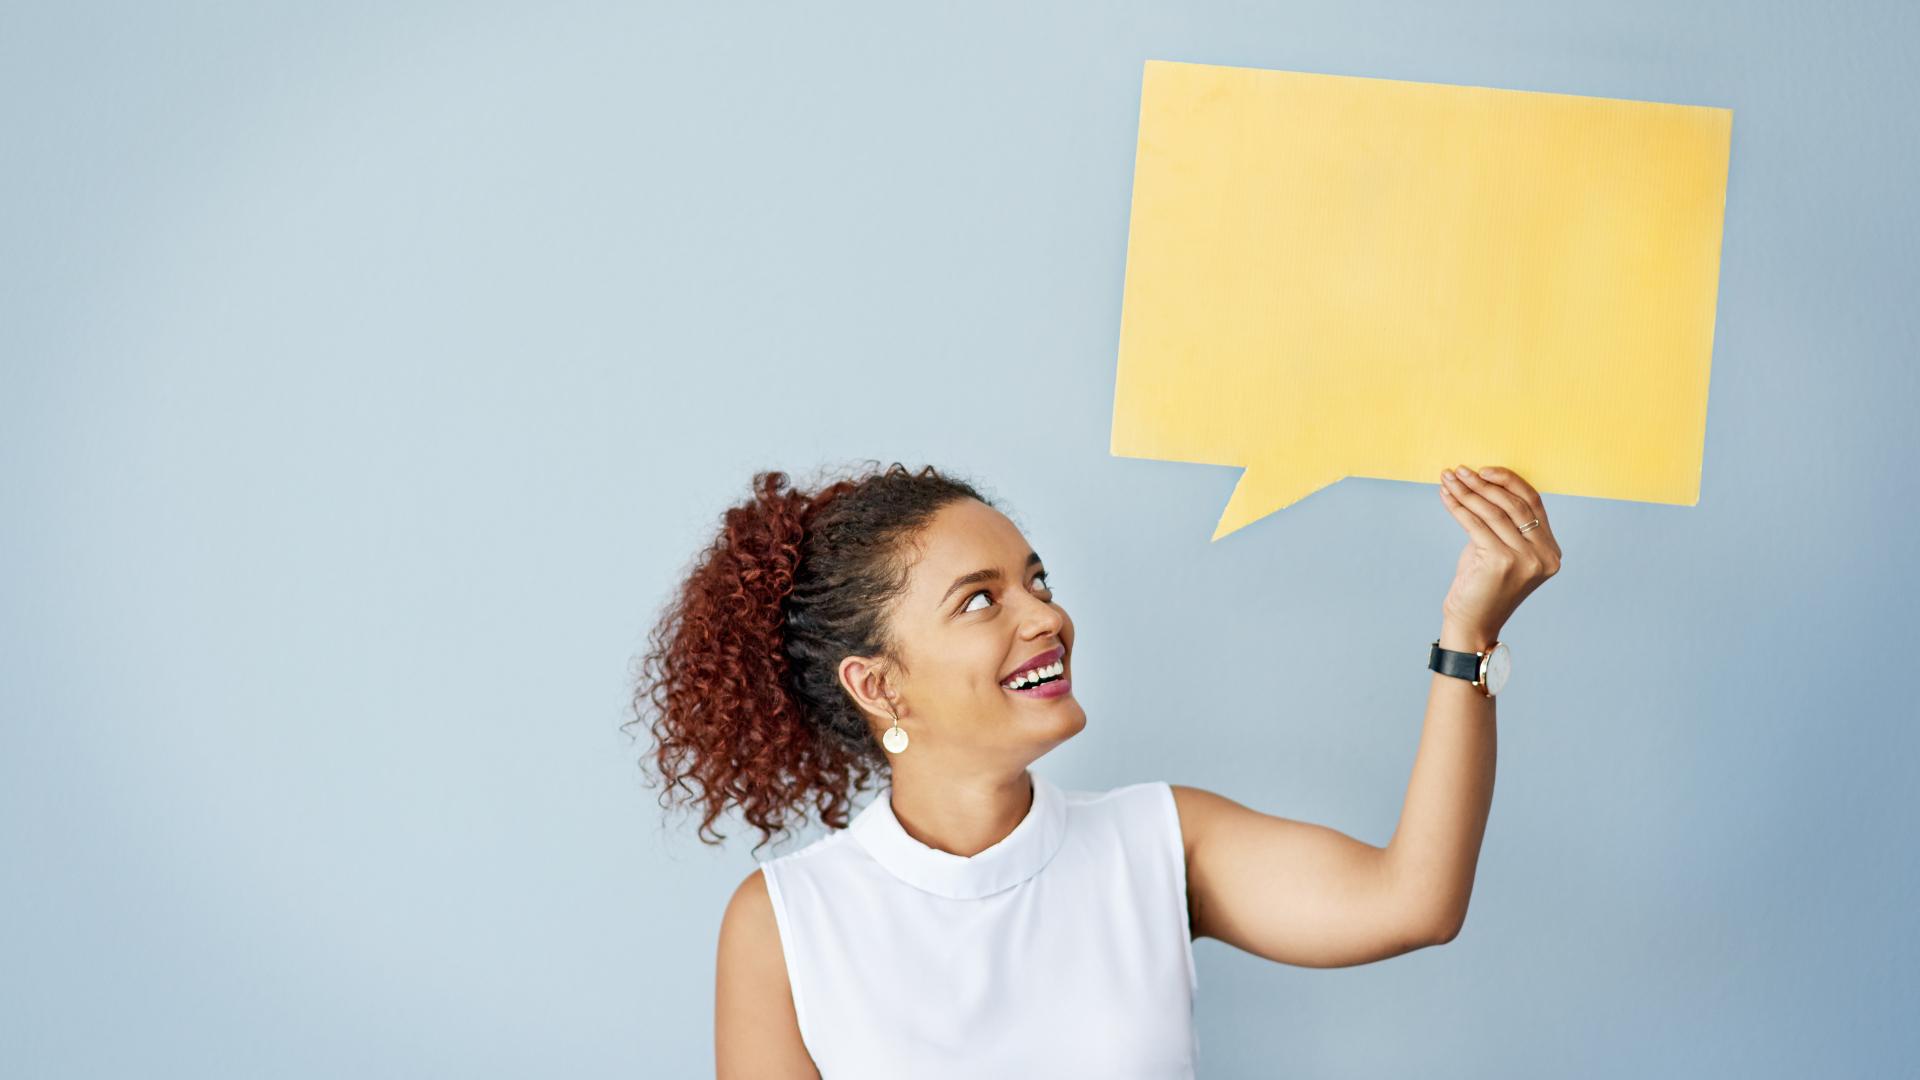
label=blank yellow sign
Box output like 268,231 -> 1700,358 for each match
1112,61 -> 1733,540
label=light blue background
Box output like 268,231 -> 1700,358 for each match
4,2 -> 1915,1076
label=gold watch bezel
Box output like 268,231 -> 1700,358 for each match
1475,641 -> 1508,697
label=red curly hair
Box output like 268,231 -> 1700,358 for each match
630,461 -> 999,855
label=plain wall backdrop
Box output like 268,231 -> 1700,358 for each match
3,1 -> 1915,1076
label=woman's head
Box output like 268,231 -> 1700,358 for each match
837,493 -> 1081,769
633,462 -> 1082,854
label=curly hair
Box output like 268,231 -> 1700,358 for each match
630,461 -> 1000,855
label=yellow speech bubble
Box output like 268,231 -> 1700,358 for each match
1111,61 -> 1733,540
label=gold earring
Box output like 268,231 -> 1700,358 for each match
882,699 -> 909,754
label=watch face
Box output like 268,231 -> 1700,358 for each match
1483,642 -> 1512,695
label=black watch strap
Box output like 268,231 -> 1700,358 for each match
1429,640 -> 1483,683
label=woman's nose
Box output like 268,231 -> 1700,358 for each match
1019,592 -> 1065,629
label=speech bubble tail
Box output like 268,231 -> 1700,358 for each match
1211,462 -> 1342,541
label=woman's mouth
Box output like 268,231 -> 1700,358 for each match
1005,676 -> 1072,699
1001,659 -> 1072,699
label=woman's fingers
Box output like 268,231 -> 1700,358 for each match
1466,463 -> 1559,572
1438,476 -> 1501,547
1453,466 -> 1535,532
1476,465 -> 1551,529
1475,465 -> 1561,561
1478,466 -> 1542,510
1440,469 -> 1529,553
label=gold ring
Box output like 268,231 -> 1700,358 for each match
1519,519 -> 1541,534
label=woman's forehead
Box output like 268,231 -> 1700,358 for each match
905,501 -> 1035,598
919,500 -> 1024,558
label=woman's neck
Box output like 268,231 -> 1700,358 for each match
885,766 -> 1035,858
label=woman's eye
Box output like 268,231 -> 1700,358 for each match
960,572 -> 1053,614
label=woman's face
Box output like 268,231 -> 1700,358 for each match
842,497 -> 1085,759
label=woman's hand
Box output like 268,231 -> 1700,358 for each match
1437,465 -> 1562,642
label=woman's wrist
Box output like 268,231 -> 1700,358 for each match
1437,616 -> 1499,653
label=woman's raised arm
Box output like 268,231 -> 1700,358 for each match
1172,464 -> 1559,968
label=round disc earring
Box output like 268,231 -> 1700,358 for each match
882,700 -> 909,754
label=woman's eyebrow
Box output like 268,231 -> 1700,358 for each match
938,551 -> 1042,608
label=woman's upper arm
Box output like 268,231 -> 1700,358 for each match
715,868 -> 820,1080
1170,784 -> 1446,969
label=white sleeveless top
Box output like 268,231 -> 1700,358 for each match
758,769 -> 1200,1078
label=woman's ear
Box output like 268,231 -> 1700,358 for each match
838,655 -> 897,724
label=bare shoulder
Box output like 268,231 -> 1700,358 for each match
1167,783 -> 1258,874
715,868 -> 819,1079
1166,783 -> 1236,853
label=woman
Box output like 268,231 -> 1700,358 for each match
634,461 -> 1560,1078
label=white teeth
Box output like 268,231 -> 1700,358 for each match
1003,659 -> 1064,689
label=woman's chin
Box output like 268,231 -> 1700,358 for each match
1024,701 -> 1087,742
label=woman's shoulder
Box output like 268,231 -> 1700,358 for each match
1060,776 -> 1178,814
1057,778 -> 1185,848
723,864 -> 776,924
719,864 -> 783,961
755,818 -> 865,876
716,868 -> 818,1076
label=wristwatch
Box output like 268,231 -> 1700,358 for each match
1429,639 -> 1511,698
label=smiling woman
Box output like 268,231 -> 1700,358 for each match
630,461 -> 1190,1076
629,458 -> 1548,1078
